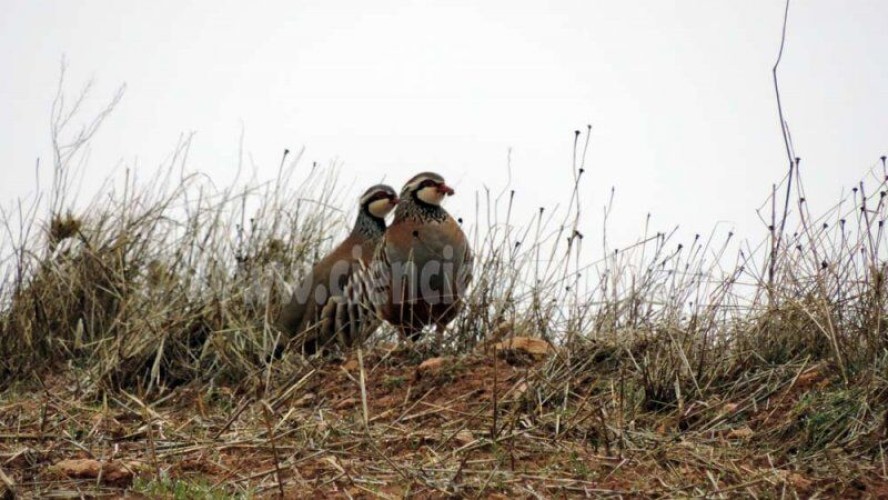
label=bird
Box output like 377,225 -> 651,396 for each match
278,184 -> 399,354
331,172 -> 473,346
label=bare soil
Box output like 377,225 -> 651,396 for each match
1,344 -> 886,498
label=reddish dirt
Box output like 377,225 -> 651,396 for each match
1,348 -> 886,497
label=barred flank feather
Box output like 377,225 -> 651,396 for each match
278,184 -> 398,354
316,259 -> 384,348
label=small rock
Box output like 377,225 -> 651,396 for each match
775,469 -> 813,490
721,403 -> 739,414
49,458 -> 133,486
454,430 -> 475,446
491,337 -> 554,358
418,357 -> 449,373
334,398 -> 359,410
787,472 -> 813,490
727,426 -> 754,439
796,369 -> 823,388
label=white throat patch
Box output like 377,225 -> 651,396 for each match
367,198 -> 395,219
416,186 -> 445,206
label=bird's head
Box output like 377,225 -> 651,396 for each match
360,184 -> 400,219
402,171 -> 454,207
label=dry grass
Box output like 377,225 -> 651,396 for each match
1,73 -> 888,498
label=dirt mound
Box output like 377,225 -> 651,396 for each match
0,346 -> 885,498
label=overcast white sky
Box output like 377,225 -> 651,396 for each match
1,1 -> 886,251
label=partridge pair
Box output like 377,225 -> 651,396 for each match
279,172 -> 473,353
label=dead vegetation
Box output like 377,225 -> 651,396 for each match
2,74 -> 888,498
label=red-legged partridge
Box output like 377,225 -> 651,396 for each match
279,184 -> 399,353
334,172 -> 473,345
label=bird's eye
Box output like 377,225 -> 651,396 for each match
419,179 -> 436,189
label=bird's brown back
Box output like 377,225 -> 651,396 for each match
279,232 -> 378,345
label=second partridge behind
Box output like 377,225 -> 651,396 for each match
278,184 -> 399,353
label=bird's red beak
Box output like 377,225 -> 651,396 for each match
390,196 -> 401,205
437,183 -> 455,196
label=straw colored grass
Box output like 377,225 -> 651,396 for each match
1,72 -> 887,498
